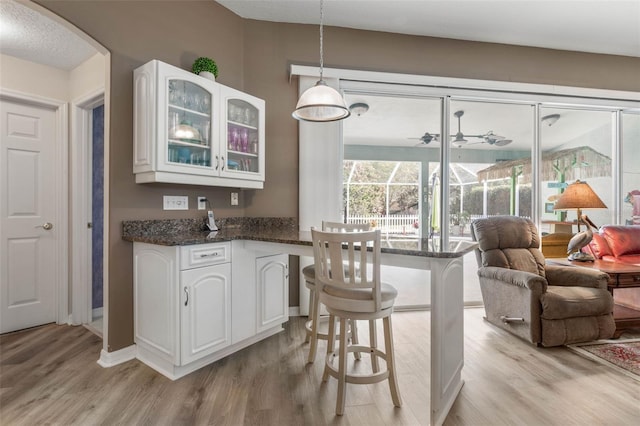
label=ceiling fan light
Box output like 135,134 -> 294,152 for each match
453,133 -> 467,144
292,80 -> 351,122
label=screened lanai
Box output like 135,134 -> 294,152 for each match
343,159 -> 486,239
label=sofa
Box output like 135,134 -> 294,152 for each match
584,225 -> 640,265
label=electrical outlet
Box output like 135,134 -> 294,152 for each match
197,196 -> 207,210
231,192 -> 239,206
163,195 -> 189,210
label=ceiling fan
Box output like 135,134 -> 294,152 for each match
410,110 -> 512,147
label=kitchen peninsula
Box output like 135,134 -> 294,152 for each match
122,217 -> 476,425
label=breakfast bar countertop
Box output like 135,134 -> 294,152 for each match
121,217 -> 477,258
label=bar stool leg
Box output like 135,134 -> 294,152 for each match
305,285 -> 314,343
383,316 -> 402,407
349,319 -> 361,360
323,314 -> 336,382
336,317 -> 348,416
369,319 -> 380,373
307,287 -> 321,363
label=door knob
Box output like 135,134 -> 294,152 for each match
35,222 -> 54,230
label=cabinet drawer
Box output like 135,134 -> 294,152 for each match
180,243 -> 231,270
617,273 -> 640,287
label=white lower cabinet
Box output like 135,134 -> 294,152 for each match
180,263 -> 231,364
257,254 -> 289,333
133,241 -> 288,380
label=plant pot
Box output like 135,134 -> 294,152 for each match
199,71 -> 215,81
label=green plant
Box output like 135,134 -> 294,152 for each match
192,57 -> 218,78
450,211 -> 470,226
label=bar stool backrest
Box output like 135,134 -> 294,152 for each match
311,228 -> 382,312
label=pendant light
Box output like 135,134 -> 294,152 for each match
292,0 -> 350,122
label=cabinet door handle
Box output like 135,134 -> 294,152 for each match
184,286 -> 189,306
221,156 -> 225,171
200,252 -> 218,258
215,155 -> 219,170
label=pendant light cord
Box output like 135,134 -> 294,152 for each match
319,0 -> 324,80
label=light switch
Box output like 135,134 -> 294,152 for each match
231,192 -> 239,206
163,195 -> 189,210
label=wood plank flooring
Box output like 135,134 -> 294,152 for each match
1,308 -> 639,425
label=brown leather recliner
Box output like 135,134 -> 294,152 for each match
471,216 -> 615,347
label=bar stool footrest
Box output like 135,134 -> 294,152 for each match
324,345 -> 390,385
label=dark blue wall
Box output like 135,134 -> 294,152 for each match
92,105 -> 104,310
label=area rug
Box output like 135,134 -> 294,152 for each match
568,338 -> 640,381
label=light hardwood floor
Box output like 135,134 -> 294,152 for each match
1,308 -> 638,425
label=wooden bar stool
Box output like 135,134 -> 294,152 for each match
304,221 -> 369,363
311,228 -> 402,416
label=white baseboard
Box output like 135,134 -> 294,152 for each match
289,306 -> 301,317
97,345 -> 136,368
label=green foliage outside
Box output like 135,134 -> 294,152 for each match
344,161 -> 419,216
466,184 -> 532,216
344,160 -> 533,219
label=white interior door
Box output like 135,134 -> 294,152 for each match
1,99 -> 59,333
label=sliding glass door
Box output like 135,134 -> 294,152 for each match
331,79 -> 639,308
539,107 -> 614,232
622,112 -> 640,225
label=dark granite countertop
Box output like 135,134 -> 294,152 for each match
122,218 -> 477,258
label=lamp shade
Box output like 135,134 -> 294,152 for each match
553,180 -> 607,210
292,80 -> 350,122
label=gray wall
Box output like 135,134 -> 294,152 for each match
38,0 -> 640,351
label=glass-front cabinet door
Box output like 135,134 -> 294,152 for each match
220,85 -> 265,182
165,79 -> 213,172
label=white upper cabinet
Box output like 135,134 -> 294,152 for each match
133,60 -> 264,189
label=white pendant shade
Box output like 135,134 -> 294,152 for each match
292,80 -> 350,122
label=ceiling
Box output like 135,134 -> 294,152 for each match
1,0 -> 638,72
342,93 -> 615,150
217,0 -> 640,58
0,0 -> 96,70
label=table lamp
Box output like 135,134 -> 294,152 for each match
553,180 -> 607,232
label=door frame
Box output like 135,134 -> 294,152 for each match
0,89 -> 69,326
70,89 -> 104,327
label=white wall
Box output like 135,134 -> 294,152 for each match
1,53 -> 105,102
69,53 -> 105,100
0,54 -> 69,100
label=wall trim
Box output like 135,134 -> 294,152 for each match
70,89 -> 105,327
97,345 -> 136,368
290,65 -> 640,104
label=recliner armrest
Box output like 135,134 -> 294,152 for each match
545,264 -> 609,290
478,266 -> 548,293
